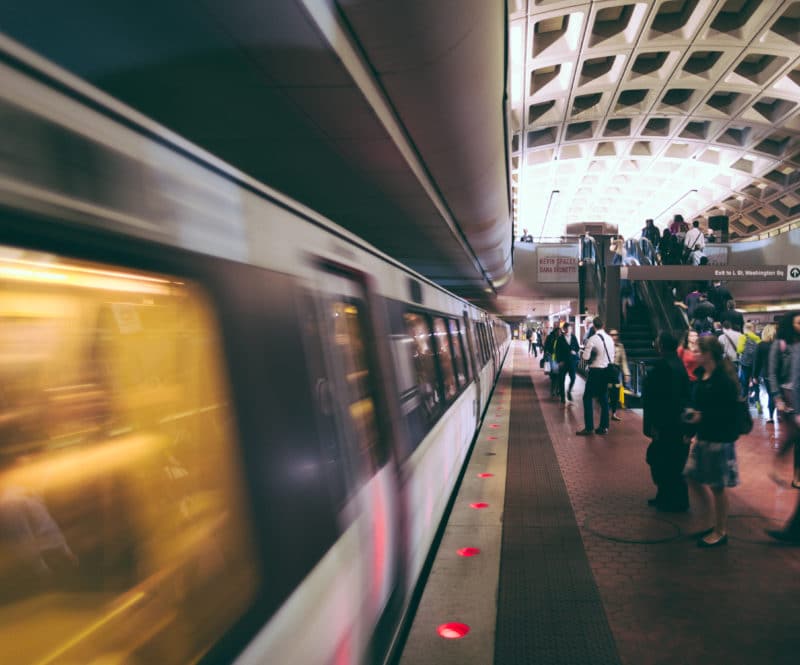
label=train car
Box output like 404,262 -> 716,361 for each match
0,36 -> 509,665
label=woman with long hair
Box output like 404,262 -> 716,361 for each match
684,335 -> 741,547
678,329 -> 701,401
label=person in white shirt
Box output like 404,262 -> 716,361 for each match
577,317 -> 615,436
683,220 -> 706,265
718,320 -> 741,365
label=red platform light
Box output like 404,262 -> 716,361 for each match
477,473 -> 494,478
489,424 -> 499,429
487,435 -> 498,440
470,502 -> 489,509
457,547 -> 481,557
438,623 -> 470,639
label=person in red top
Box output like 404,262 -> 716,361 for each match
678,330 -> 701,397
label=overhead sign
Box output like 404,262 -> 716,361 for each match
788,265 -> 800,280
621,265 -> 789,281
537,245 -> 578,283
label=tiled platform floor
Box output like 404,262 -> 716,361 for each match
524,341 -> 800,665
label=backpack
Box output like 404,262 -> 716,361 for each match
740,336 -> 757,368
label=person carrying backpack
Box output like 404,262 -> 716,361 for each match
737,322 -> 760,397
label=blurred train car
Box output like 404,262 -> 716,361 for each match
0,36 -> 509,665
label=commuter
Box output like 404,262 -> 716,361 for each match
580,231 -> 595,262
684,286 -> 704,320
766,311 -> 800,543
620,277 -> 635,322
526,327 -> 534,355
559,323 -> 580,403
682,220 -> 706,265
610,235 -> 625,265
736,322 -> 760,397
767,311 -> 800,489
643,332 -> 691,512
657,228 -> 672,265
576,318 -> 615,436
752,323 -> 776,422
708,281 -> 733,320
535,328 -> 543,356
678,329 -> 702,401
520,228 -> 533,243
669,213 -> 689,241
554,325 -> 573,404
684,335 -> 742,547
691,296 -> 716,332
719,320 -> 741,365
720,299 -> 744,332
608,330 -> 630,421
543,326 -> 561,398
641,218 -> 660,247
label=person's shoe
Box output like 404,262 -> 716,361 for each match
792,480 -> 800,489
575,429 -> 593,436
697,533 -> 728,548
611,413 -> 622,422
766,420 -> 775,427
765,529 -> 800,544
594,427 -> 608,435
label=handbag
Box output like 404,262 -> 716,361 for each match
599,334 -> 621,385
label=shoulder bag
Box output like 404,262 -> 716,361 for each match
599,333 -> 621,385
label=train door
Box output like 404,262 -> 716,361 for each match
310,266 -> 401,660
462,312 -> 481,427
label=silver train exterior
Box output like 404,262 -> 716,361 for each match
0,37 -> 509,665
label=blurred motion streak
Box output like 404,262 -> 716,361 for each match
0,249 -> 259,664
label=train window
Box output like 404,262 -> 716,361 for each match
330,299 -> 382,475
432,317 -> 457,400
403,312 -> 442,421
448,319 -> 469,386
477,323 -> 489,365
0,249 -> 258,665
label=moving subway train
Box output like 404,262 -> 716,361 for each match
0,38 -> 509,664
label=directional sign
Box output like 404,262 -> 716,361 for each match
621,265 -> 789,281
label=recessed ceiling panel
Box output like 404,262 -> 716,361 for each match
510,0 -> 800,240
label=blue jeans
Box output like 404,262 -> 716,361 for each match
584,368 -> 610,431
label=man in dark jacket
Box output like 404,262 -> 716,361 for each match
543,326 -> 560,397
554,324 -> 576,404
643,331 -> 691,511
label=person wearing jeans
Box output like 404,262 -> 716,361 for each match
577,318 -> 615,436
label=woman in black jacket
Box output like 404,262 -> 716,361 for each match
684,335 -> 742,547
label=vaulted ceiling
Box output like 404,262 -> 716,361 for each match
509,0 -> 800,241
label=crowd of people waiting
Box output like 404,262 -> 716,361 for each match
644,308 -> 800,547
525,305 -> 800,548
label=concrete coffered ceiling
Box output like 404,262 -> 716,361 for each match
508,0 -> 800,241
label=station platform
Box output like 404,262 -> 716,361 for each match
399,340 -> 800,665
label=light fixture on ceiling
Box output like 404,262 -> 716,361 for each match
538,190 -> 560,241
653,188 -> 698,224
